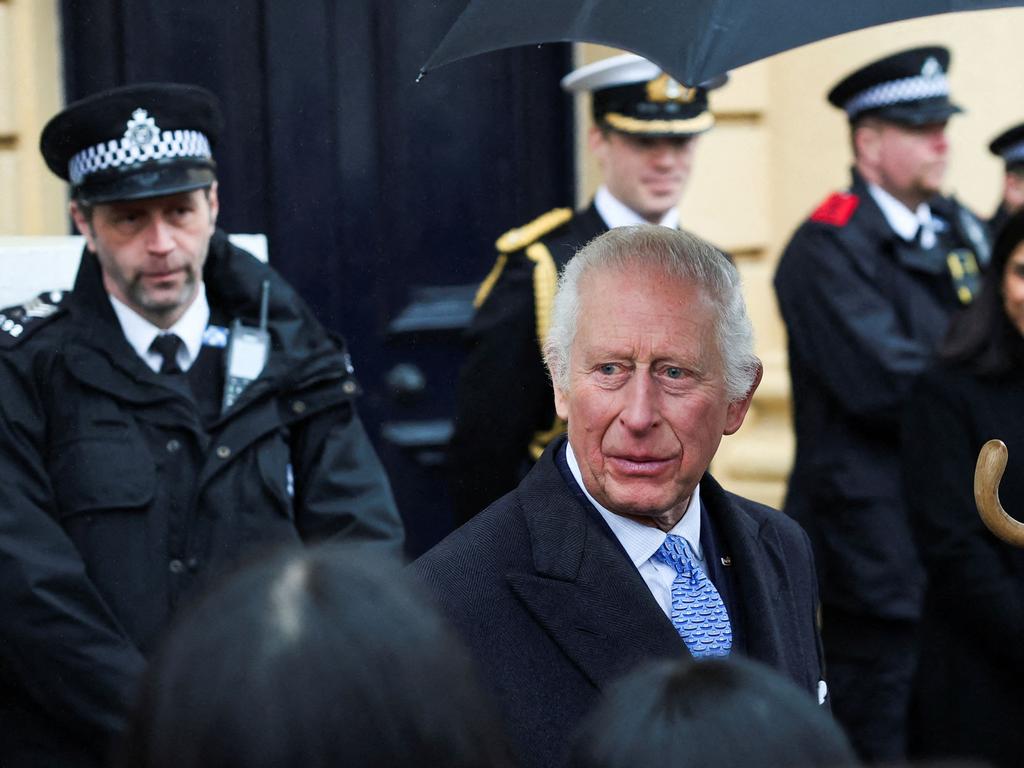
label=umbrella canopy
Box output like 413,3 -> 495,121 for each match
423,0 -> 1024,86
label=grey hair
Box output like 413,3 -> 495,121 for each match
542,224 -> 759,401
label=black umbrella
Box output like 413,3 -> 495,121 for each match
422,0 -> 1024,86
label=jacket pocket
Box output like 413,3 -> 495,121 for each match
49,429 -> 155,517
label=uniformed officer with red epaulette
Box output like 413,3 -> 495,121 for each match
449,54 -> 726,523
774,46 -> 991,764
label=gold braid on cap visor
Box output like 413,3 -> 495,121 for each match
603,111 -> 715,135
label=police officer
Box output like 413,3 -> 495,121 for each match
0,83 -> 403,766
987,121 -> 1024,234
773,47 -> 990,762
449,54 -> 724,522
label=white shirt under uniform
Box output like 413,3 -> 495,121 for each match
109,282 -> 210,373
594,185 -> 680,231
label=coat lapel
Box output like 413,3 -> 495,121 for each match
505,442 -> 685,690
701,475 -> 786,669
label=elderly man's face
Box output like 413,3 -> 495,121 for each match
71,185 -> 218,329
554,267 -> 755,530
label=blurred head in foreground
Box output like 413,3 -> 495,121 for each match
117,543 -> 513,768
568,656 -> 859,768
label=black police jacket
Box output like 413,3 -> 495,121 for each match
0,230 -> 403,765
773,169 -> 990,622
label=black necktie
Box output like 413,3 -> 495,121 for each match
150,333 -> 184,374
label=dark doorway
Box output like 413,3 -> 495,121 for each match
58,0 -> 574,555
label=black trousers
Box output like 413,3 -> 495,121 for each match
822,606 -> 918,764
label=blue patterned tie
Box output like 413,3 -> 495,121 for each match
654,534 -> 732,657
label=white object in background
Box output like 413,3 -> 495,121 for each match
0,234 -> 268,309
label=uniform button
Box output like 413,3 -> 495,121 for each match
186,557 -> 200,572
291,400 -> 307,414
216,445 -> 231,459
168,559 -> 185,574
342,380 -> 357,395
166,439 -> 181,453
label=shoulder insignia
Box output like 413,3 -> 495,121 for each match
0,290 -> 68,347
526,242 -> 557,348
810,192 -> 859,227
473,254 -> 508,309
495,207 -> 573,254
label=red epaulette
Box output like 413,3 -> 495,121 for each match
810,192 -> 859,227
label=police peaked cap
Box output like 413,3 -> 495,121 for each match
828,46 -> 962,126
40,82 -> 223,204
989,122 -> 1024,171
562,53 -> 727,138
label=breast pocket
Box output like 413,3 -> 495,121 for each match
47,426 -> 157,600
50,426 -> 155,515
49,426 -> 156,556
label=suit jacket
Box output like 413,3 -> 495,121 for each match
415,437 -> 824,768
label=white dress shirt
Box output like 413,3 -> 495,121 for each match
594,185 -> 680,230
567,443 -> 830,705
565,442 -> 704,619
108,282 -> 210,373
867,183 -> 937,248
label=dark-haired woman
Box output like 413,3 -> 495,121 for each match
902,209 -> 1024,768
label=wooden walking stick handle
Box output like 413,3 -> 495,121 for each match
975,439 -> 1024,548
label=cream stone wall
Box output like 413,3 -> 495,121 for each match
577,9 -> 1024,506
0,0 -> 63,236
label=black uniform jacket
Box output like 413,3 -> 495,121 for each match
774,170 -> 990,621
415,436 -> 824,768
448,204 -> 607,524
990,203 -> 1011,239
903,363 -> 1024,767
0,230 -> 403,766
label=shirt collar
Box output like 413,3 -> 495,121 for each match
867,182 -> 932,242
594,185 -> 680,230
108,282 -> 210,373
565,441 -> 702,569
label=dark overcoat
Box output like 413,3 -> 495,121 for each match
903,364 -> 1024,768
415,437 -> 825,768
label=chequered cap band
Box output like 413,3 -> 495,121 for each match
1001,139 -> 1024,165
843,73 -> 950,119
68,129 -> 212,185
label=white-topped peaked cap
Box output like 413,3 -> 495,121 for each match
560,53 -> 661,93
560,53 -> 727,137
